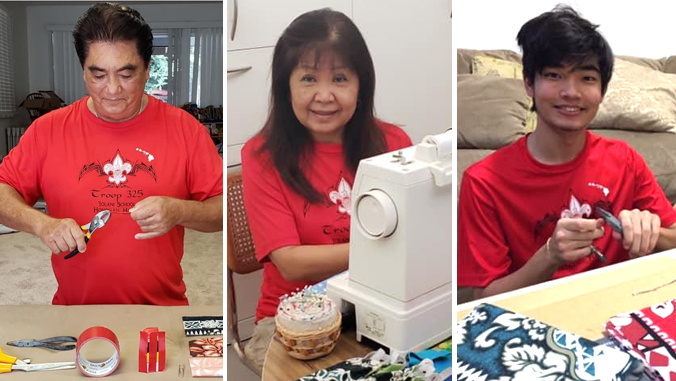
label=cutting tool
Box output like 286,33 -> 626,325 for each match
596,206 -> 623,236
0,346 -> 75,374
64,210 -> 111,260
7,336 -> 77,351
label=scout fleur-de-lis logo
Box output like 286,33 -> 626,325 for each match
561,195 -> 591,218
79,149 -> 157,187
329,178 -> 351,215
103,153 -> 132,185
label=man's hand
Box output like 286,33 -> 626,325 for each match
38,218 -> 87,254
617,209 -> 660,258
130,196 -> 182,240
547,218 -> 604,264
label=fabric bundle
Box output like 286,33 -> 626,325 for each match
457,303 -> 646,380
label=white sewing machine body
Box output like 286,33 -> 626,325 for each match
327,131 -> 453,353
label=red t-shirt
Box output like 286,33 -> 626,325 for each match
0,96 -> 223,305
458,131 -> 676,288
242,122 -> 412,322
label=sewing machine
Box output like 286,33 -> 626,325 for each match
327,130 -> 453,353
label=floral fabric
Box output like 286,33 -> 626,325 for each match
605,298 -> 676,381
457,303 -> 646,380
296,349 -> 437,381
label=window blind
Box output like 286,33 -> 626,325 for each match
0,8 -> 15,118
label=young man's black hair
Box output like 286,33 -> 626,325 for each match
516,5 -> 614,110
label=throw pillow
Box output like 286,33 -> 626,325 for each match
471,56 -> 537,133
457,74 -> 529,149
591,58 -> 676,133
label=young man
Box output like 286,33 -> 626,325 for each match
0,3 -> 223,305
458,6 -> 676,300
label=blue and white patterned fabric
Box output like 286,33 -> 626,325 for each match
456,304 -> 646,380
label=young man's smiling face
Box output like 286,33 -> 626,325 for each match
525,57 -> 603,134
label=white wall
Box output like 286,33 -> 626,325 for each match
24,1 -> 223,92
455,0 -> 676,58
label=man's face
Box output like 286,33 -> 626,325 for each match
83,40 -> 149,122
525,58 -> 603,134
289,52 -> 359,144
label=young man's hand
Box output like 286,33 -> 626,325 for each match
616,209 -> 660,258
547,218 -> 604,264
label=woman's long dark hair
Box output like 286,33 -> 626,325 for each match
258,8 -> 386,204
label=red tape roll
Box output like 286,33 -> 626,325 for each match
76,326 -> 121,377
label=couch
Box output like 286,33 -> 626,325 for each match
457,49 -> 676,204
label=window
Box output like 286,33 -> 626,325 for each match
148,30 -> 197,105
0,7 -> 16,118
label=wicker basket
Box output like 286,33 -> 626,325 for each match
275,312 -> 342,360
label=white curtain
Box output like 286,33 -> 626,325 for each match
166,28 -> 192,106
0,8 -> 15,118
195,27 -> 223,107
167,27 -> 223,107
51,31 -> 87,104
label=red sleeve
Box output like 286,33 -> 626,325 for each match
630,147 -> 676,227
457,167 -> 512,288
0,121 -> 43,206
185,116 -> 223,200
241,139 -> 301,263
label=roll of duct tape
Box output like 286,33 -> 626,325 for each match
76,326 -> 121,377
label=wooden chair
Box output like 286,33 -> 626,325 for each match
226,170 -> 263,376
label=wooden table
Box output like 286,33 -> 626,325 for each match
457,249 -> 676,340
0,304 -> 222,380
262,328 -> 372,381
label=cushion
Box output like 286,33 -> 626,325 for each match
457,49 -> 522,75
591,58 -> 676,133
470,56 -> 538,133
471,55 -> 523,79
457,74 -> 529,149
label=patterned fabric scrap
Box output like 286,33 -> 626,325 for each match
457,303 -> 645,380
296,348 -> 437,381
605,298 -> 676,381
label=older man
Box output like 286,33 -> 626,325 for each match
0,2 -> 223,305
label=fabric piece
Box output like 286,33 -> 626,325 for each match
189,357 -> 224,377
457,74 -> 529,150
242,122 -> 412,321
408,349 -> 451,375
458,131 -> 676,288
591,59 -> 676,133
0,96 -> 223,305
296,349 -> 436,381
457,303 -> 646,380
182,316 -> 223,336
243,317 -> 276,374
605,298 -> 676,381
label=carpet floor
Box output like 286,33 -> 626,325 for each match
0,229 -> 223,306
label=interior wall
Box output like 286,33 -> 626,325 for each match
455,0 -> 676,58
24,1 -> 223,93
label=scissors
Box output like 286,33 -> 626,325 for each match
589,206 -> 624,263
7,336 -> 77,351
596,206 -> 623,236
64,210 -> 110,260
0,346 -> 75,374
